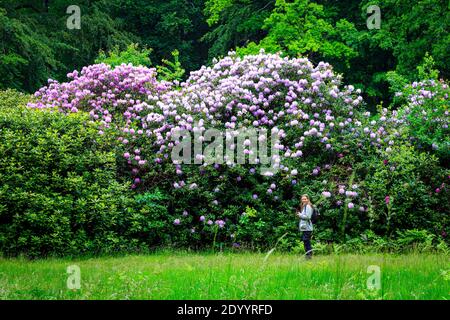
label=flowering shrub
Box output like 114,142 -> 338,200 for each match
28,63 -> 170,130
363,144 -> 449,236
396,79 -> 449,160
20,51 -> 449,252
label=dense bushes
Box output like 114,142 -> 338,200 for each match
0,90 -> 166,257
1,52 -> 449,257
363,145 -> 448,235
398,79 -> 449,161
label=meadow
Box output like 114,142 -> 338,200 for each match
0,252 -> 448,300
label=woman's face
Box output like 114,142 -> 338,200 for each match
301,196 -> 308,204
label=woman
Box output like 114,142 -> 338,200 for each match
297,194 -> 313,259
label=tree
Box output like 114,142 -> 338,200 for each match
111,0 -> 209,72
202,0 -> 274,60
232,0 -> 449,106
0,0 -> 134,92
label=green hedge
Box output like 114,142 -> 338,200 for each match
0,91 -> 169,257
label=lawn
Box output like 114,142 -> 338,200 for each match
0,252 -> 448,300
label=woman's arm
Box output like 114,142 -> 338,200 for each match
298,205 -> 313,220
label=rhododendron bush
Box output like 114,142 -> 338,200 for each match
396,79 -> 449,160
24,51 -> 448,250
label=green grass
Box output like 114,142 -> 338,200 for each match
0,252 -> 448,299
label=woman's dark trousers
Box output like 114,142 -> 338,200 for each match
302,231 -> 313,258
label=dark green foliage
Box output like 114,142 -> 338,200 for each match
202,0 -> 274,60
0,0 -> 134,92
363,145 -> 449,236
110,0 -> 209,73
364,0 -> 449,80
0,90 -> 161,257
0,0 -> 205,92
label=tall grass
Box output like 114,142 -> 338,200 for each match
0,252 -> 448,300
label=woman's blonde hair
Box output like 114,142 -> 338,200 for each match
299,194 -> 313,212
